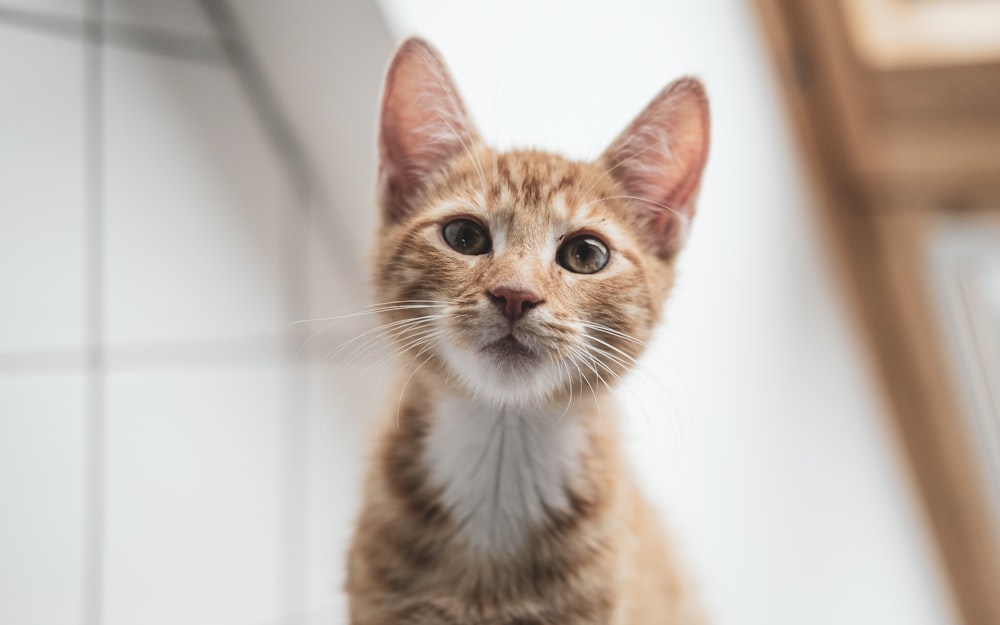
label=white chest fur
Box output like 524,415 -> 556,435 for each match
423,396 -> 586,556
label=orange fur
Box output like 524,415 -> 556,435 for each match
346,38 -> 710,624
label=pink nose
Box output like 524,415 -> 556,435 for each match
487,287 -> 543,321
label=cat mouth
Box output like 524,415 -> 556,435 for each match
482,334 -> 535,359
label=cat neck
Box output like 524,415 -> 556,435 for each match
409,378 -> 614,556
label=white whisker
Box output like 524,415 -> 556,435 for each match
292,303 -> 449,325
395,341 -> 441,428
340,328 -> 447,404
568,348 -> 603,419
580,322 -> 645,346
329,316 -> 444,367
583,333 -> 639,364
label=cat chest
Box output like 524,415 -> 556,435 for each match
422,397 -> 586,556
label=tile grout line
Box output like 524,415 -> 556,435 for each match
0,327 -> 373,374
82,1 -> 105,624
0,4 -> 226,64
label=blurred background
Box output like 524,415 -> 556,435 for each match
1,1 -> 998,624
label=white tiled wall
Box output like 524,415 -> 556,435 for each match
0,26 -> 86,354
103,367 -> 283,625
103,46 -> 287,347
0,2 -> 392,624
0,20 -> 88,625
0,374 -> 86,625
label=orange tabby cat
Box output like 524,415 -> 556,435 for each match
346,38 -> 710,624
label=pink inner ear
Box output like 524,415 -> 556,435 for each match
378,38 -> 479,223
601,78 -> 710,255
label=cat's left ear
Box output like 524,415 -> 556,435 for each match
601,78 -> 709,258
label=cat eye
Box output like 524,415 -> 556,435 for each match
442,218 -> 491,255
557,235 -> 609,274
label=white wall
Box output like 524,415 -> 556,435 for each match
0,1 -> 392,623
375,1 -> 958,624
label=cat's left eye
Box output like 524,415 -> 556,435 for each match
557,235 -> 609,274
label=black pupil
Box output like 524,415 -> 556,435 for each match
574,242 -> 596,264
457,226 -> 477,248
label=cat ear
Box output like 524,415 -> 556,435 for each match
601,78 -> 709,258
378,37 -> 480,223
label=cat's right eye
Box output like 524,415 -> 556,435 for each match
442,219 -> 491,255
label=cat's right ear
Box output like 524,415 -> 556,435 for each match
600,78 -> 710,259
377,38 -> 480,224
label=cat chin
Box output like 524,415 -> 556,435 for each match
438,340 -> 570,406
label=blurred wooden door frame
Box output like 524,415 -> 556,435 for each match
752,2 -> 1000,625
840,0 -> 1000,69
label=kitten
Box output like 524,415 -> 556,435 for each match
346,37 -> 710,624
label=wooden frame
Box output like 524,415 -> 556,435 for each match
753,2 -> 1000,624
840,0 -> 1000,69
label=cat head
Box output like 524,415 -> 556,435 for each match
372,38 -> 709,405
